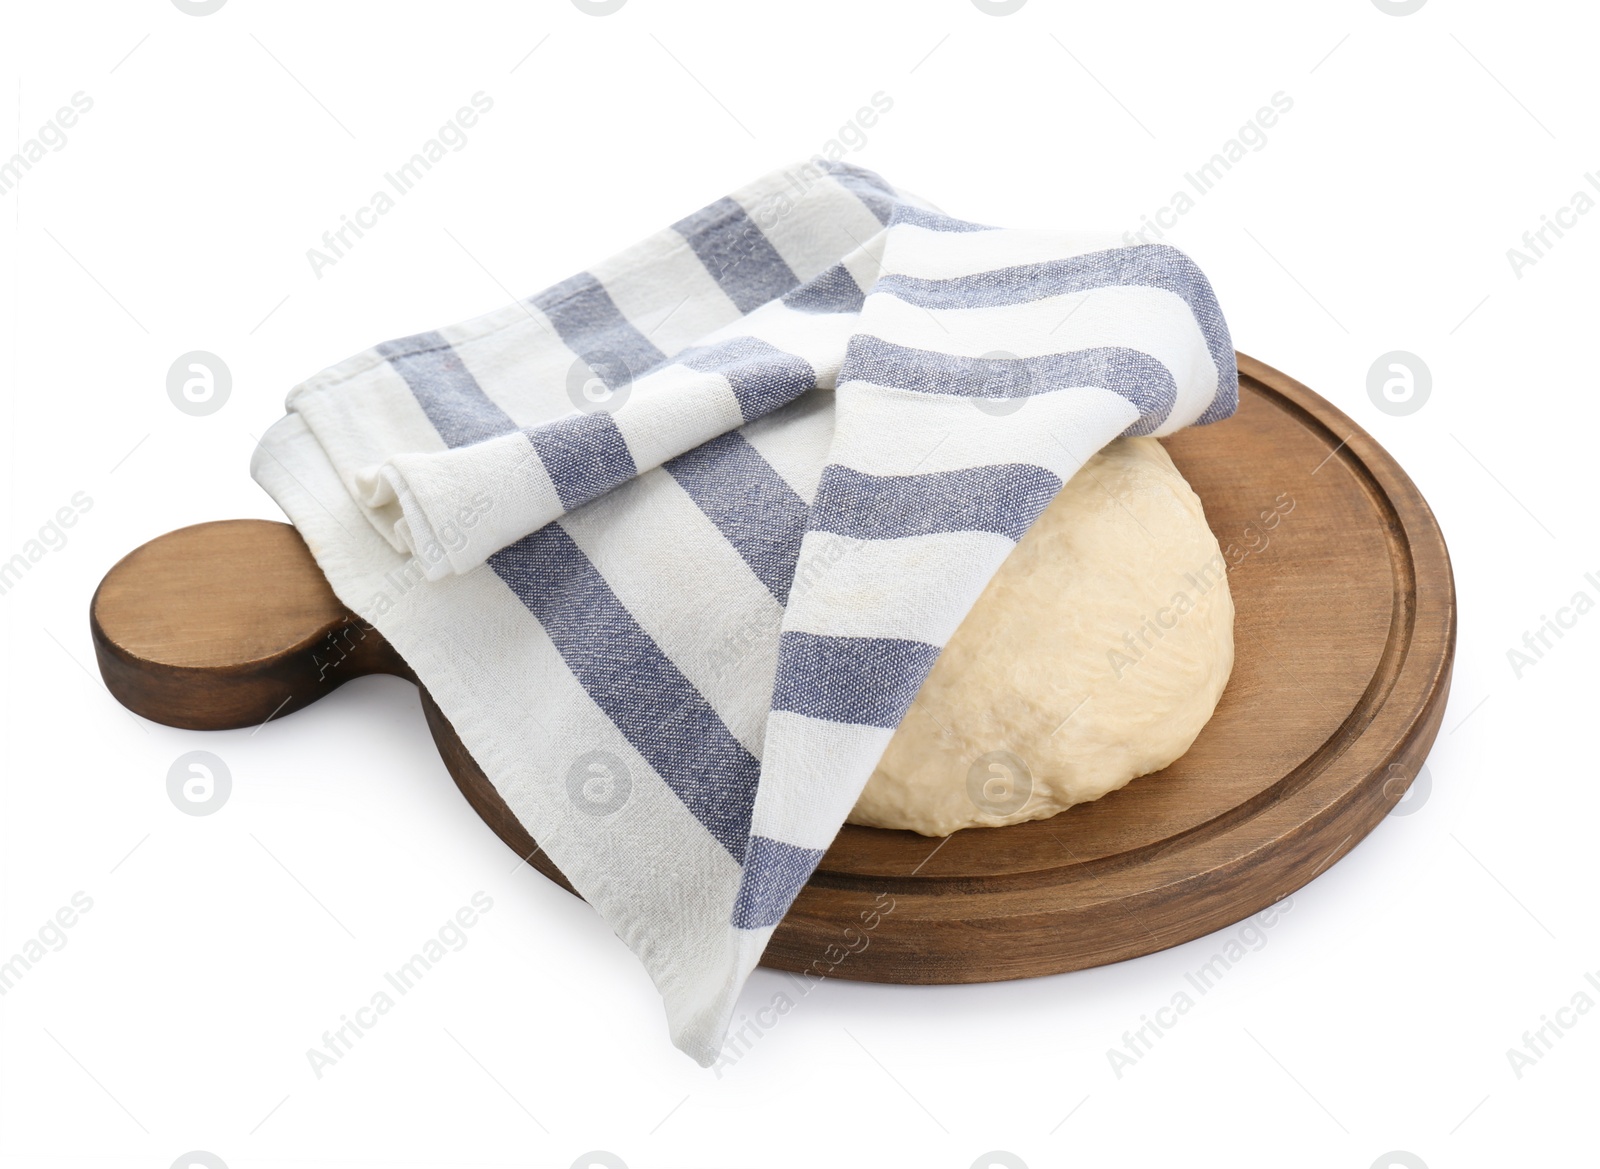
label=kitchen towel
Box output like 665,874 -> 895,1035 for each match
251,160 -> 1236,1066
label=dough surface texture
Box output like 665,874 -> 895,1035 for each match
848,436 -> 1234,837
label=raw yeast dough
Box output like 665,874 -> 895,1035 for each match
849,436 -> 1234,837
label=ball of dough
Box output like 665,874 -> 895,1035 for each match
849,436 -> 1234,837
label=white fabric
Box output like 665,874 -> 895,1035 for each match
251,161 -> 1236,1065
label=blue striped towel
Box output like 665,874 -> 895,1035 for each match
252,161 -> 1236,1065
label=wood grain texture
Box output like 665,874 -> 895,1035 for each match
89,353 -> 1455,984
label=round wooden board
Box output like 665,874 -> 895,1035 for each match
90,353 -> 1454,985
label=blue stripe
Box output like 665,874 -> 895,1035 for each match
731,835 -> 826,930
489,525 -> 757,860
810,463 -> 1061,543
822,164 -> 992,233
820,161 -> 898,225
525,412 -> 638,512
771,631 -> 941,728
665,431 -> 809,604
873,244 -> 1237,424
782,263 -> 865,315
376,331 -> 517,448
672,196 -> 800,313
676,336 -> 816,421
889,203 -> 993,233
530,272 -> 666,390
842,336 -> 1178,435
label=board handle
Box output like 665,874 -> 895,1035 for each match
90,519 -> 409,731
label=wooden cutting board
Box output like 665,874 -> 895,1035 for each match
90,353 -> 1454,984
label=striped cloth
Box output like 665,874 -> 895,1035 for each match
251,161 -> 1236,1065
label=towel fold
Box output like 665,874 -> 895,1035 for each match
251,160 -> 1236,1065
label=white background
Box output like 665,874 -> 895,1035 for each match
1,1 -> 1595,1167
